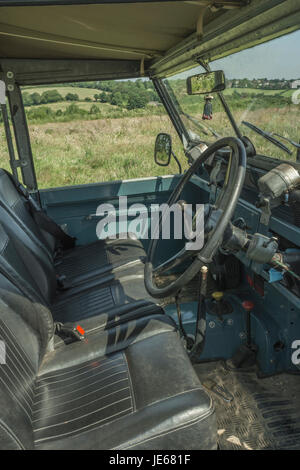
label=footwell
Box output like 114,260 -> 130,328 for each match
194,361 -> 300,450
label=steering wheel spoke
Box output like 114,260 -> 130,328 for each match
153,246 -> 197,275
145,137 -> 247,299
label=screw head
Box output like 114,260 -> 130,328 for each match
208,321 -> 215,329
7,84 -> 14,92
6,71 -> 14,79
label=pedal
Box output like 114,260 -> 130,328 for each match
202,378 -> 234,402
229,343 -> 258,369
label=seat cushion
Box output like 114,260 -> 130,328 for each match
0,291 -> 216,450
34,317 -> 216,450
33,351 -> 134,445
55,236 -> 147,285
0,169 -> 147,288
0,207 -> 156,336
52,264 -> 160,334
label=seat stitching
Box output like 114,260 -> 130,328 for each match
0,337 -> 34,387
123,351 -> 136,412
0,319 -> 36,374
37,356 -> 122,381
32,386 -> 130,423
35,363 -> 126,392
32,378 -> 129,414
0,324 -> 34,382
0,375 -> 32,422
34,370 -> 128,403
117,397 -> 214,450
0,355 -> 34,406
35,361 -> 125,388
34,396 -> 132,432
0,418 -> 26,450
121,408 -> 214,449
34,407 -> 133,444
54,287 -> 112,309
142,387 -> 204,411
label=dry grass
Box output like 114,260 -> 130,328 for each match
0,107 -> 298,189
192,106 -> 300,160
0,114 -> 187,188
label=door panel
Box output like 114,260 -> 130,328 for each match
39,174 -> 209,264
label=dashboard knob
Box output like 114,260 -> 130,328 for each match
242,300 -> 254,312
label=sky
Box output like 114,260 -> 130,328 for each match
212,29 -> 300,80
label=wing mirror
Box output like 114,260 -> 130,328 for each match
154,133 -> 172,166
186,70 -> 225,95
154,133 -> 182,173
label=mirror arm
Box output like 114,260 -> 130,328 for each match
217,92 -> 243,140
197,60 -> 243,141
171,150 -> 182,174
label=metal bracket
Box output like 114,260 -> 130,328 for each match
210,1 -> 250,12
259,198 -> 272,226
1,69 -> 38,190
194,0 -> 250,39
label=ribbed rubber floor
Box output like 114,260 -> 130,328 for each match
194,361 -> 300,450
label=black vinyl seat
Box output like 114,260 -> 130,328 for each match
0,169 -> 147,287
0,216 -> 160,335
0,290 -> 217,450
0,170 -> 217,449
0,169 -> 160,334
55,235 -> 146,285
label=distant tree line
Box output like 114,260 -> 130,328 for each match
23,89 -> 66,106
90,79 -> 159,110
22,79 -> 160,110
230,78 -> 296,90
17,99 -> 165,125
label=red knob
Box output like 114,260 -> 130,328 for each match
242,300 -> 254,312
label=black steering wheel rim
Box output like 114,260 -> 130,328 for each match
144,136 -> 247,299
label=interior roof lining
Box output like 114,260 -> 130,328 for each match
0,1 -> 298,83
0,1 -> 238,61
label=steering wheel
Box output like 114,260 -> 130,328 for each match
144,137 -> 247,299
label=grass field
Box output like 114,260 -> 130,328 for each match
223,88 -> 295,97
21,85 -> 297,117
0,114 -> 188,188
0,90 -> 299,189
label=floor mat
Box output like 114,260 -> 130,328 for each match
194,361 -> 300,450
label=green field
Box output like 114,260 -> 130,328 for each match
1,107 -> 299,189
0,84 -> 298,189
223,88 -> 294,97
0,114 -> 187,188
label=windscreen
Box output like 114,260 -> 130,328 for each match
164,29 -> 300,161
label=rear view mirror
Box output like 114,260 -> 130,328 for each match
186,70 -> 225,95
154,133 -> 172,166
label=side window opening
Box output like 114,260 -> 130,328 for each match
13,78 -> 186,189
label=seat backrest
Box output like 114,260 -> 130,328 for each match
0,289 -> 54,449
0,169 -> 56,260
0,212 -> 57,305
